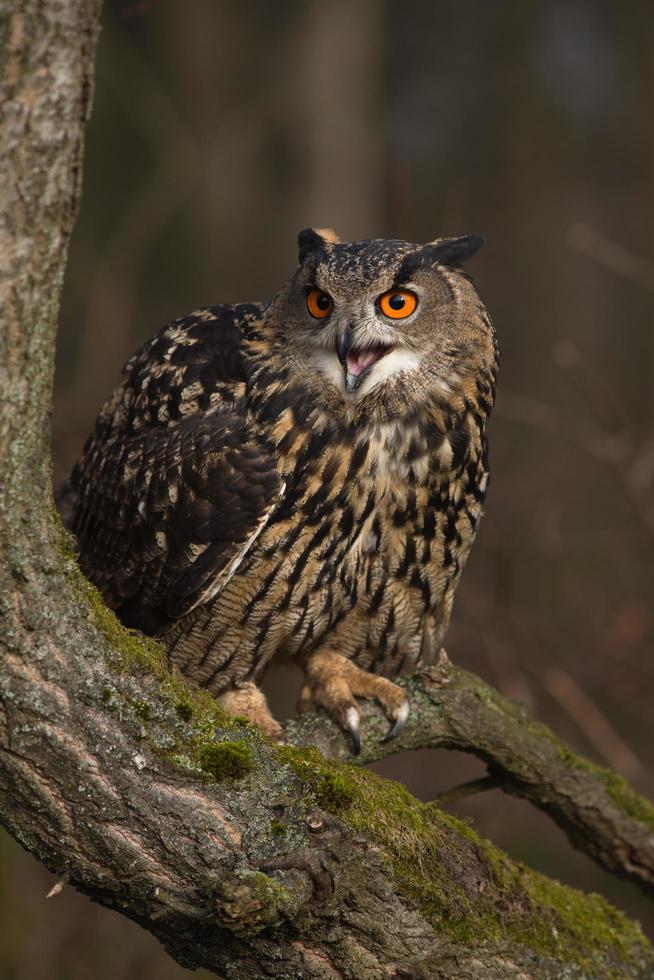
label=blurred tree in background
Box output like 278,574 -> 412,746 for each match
5,0 -> 651,976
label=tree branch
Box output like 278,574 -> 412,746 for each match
1,2 -> 653,977
285,652 -> 654,898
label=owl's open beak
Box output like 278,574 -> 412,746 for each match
336,322 -> 359,393
336,322 -> 393,393
336,321 -> 363,392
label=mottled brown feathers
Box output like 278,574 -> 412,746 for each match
67,233 -> 497,748
71,304 -> 281,633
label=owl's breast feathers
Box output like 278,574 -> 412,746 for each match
69,304 -> 492,674
242,332 -> 491,672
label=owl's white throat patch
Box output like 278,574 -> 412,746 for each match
312,348 -> 420,399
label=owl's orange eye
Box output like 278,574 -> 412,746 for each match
307,289 -> 333,319
378,289 -> 418,319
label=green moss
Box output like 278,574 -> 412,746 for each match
51,509 -> 80,561
276,742 -> 649,973
85,581 -> 237,734
314,771 -> 357,811
276,744 -> 358,814
375,776 -> 651,973
55,517 -> 173,680
132,699 -> 151,721
270,820 -> 287,836
603,771 -> 654,827
175,700 -> 194,722
473,684 -> 496,705
355,771 -> 649,973
87,584 -> 170,675
526,717 -> 654,833
247,869 -> 293,913
551,739 -> 654,829
198,740 -> 253,781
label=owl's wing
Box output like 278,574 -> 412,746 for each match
69,303 -> 282,634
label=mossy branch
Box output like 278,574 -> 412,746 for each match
285,651 -> 654,899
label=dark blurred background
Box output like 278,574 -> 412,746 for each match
7,0 -> 654,975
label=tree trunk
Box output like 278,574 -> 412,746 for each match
1,2 -> 653,977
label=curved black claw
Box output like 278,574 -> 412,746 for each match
344,706 -> 361,755
381,700 -> 410,743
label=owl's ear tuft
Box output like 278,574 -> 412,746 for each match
424,234 -> 486,268
298,227 -> 339,264
314,227 -> 341,245
395,234 -> 486,284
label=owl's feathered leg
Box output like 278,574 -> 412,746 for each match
218,682 -> 283,740
298,649 -> 409,755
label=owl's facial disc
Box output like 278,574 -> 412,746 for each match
292,231 -> 491,414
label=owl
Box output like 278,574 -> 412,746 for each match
66,228 -> 497,752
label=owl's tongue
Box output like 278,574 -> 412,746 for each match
345,347 -> 386,377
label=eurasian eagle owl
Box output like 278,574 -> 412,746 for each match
66,228 -> 497,752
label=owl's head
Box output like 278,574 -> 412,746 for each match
266,228 -> 497,424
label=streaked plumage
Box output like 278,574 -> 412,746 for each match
66,229 -> 498,750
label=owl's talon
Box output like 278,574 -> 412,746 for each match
382,699 -> 410,742
344,706 -> 361,755
300,649 -> 409,754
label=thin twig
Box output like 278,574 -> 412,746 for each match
46,874 -> 69,899
432,775 -> 498,806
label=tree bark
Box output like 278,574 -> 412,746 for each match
1,2 -> 653,978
